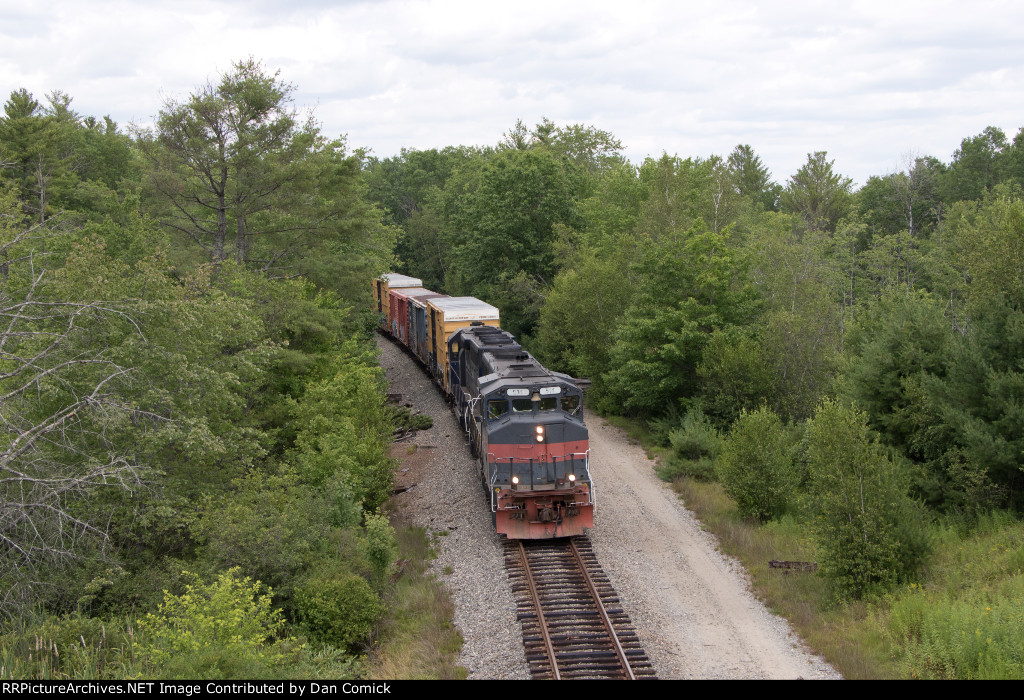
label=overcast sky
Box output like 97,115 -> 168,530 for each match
3,0 -> 1023,187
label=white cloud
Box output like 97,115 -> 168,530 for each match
1,0 -> 1023,185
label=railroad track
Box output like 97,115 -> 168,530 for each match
504,537 -> 657,680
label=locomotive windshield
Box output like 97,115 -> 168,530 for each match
511,398 -> 533,413
562,394 -> 581,415
487,389 -> 582,419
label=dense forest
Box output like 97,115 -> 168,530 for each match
0,61 -> 403,678
366,118 -> 1024,677
370,118 -> 1024,516
2,59 -> 1023,679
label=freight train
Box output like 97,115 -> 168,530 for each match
374,273 -> 594,539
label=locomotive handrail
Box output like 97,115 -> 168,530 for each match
489,451 -> 592,477
462,393 -> 481,440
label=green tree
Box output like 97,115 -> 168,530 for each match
858,156 -> 942,242
635,154 -> 726,240
933,297 -> 1024,508
715,405 -> 796,522
781,151 -> 853,232
362,146 -> 479,290
194,470 -> 330,594
138,59 -> 392,294
745,212 -> 843,419
890,156 -> 943,239
918,196 -> 1024,507
139,59 -> 303,264
450,147 -> 577,338
575,157 -> 643,250
0,88 -> 137,234
858,174 -> 905,239
696,328 -> 775,427
603,222 -> 758,415
0,89 -> 82,223
950,190 -> 1024,315
289,343 -> 395,514
941,126 -> 1010,204
544,122 -> 624,177
1004,127 -> 1024,187
838,290 -> 970,505
534,248 -> 634,404
841,291 -> 952,453
727,143 -> 781,211
805,399 -> 930,599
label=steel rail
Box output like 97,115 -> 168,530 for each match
517,541 -> 561,680
568,537 -> 637,680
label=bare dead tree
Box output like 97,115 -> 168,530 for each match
0,210 -> 149,613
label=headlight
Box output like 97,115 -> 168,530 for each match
511,475 -> 519,485
535,425 -> 544,442
568,473 -> 576,482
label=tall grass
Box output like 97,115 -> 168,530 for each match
884,512 -> 1024,679
363,525 -> 467,679
0,614 -> 139,680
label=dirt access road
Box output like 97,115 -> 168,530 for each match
584,416 -> 839,678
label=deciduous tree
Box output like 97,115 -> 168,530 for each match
805,400 -> 929,599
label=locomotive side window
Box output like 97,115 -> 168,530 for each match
561,395 -> 581,415
538,397 -> 558,412
511,399 -> 534,413
488,399 -> 509,420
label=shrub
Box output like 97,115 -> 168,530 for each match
716,405 -> 796,522
194,470 -> 329,594
294,573 -> 382,652
668,408 -> 723,461
363,510 -> 398,587
136,568 -> 291,678
290,345 -> 395,511
661,408 -> 722,481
